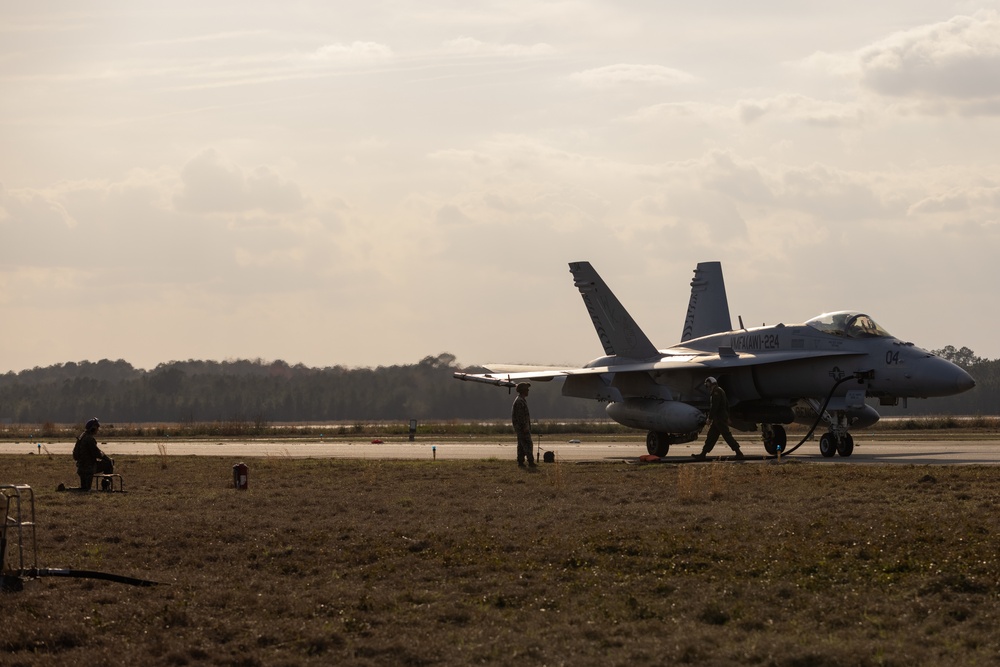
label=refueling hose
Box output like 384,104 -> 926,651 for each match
24,568 -> 162,587
774,372 -> 871,457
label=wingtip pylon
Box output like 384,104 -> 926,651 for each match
453,371 -> 517,389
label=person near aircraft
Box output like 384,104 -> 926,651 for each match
454,261 -> 976,460
512,382 -> 536,467
693,378 -> 744,460
73,418 -> 113,490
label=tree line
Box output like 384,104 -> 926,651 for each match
0,353 -> 603,425
0,348 -> 995,426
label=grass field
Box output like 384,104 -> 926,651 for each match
2,453 -> 999,666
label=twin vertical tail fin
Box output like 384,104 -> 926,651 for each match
680,261 -> 732,342
569,260 -> 733,355
569,262 -> 659,360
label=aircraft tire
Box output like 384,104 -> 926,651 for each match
646,431 -> 670,457
819,433 -> 837,458
762,424 -> 786,456
836,433 -> 855,457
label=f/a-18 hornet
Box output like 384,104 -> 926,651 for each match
454,261 -> 976,458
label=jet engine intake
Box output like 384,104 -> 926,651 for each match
606,399 -> 706,433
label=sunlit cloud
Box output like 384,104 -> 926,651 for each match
858,11 -> 1000,102
309,41 -> 394,63
801,10 -> 1000,115
570,63 -> 698,86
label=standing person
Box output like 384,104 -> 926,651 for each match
692,377 -> 744,460
511,382 -> 536,468
73,418 -> 111,490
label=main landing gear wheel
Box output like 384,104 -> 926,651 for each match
836,433 -> 855,457
762,424 -> 787,456
819,433 -> 837,458
646,431 -> 670,457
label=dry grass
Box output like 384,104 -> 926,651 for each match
2,454 -> 1000,666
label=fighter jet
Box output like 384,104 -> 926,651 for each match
454,261 -> 976,458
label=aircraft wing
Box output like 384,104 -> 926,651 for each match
453,370 -> 570,387
692,348 -> 866,369
453,349 -> 866,387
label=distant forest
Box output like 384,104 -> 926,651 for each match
0,348 -> 996,426
0,353 -> 604,425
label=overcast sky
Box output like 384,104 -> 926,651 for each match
3,1 -> 1000,373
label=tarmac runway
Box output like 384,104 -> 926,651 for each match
4,436 -> 1000,465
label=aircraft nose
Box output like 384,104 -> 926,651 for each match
912,356 -> 978,397
956,368 -> 976,393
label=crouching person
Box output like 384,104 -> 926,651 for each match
73,418 -> 112,490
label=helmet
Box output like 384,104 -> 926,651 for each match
704,377 -> 718,386
85,418 -> 101,431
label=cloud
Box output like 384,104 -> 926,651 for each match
309,41 -> 394,63
856,11 -> 1000,114
435,203 -> 474,226
736,94 -> 864,127
570,63 -> 697,87
1,156 -> 360,303
908,186 -> 1000,215
0,187 -> 77,230
700,152 -> 774,205
625,150 -> 905,251
632,188 -> 747,243
626,96 -> 863,128
174,149 -> 303,214
779,164 -> 888,222
794,12 -> 1000,116
626,101 -> 728,122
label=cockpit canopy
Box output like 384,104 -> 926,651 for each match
805,311 -> 893,339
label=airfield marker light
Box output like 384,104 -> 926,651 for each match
432,446 -> 437,460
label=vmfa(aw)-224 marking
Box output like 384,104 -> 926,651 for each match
454,262 -> 976,459
732,333 -> 780,352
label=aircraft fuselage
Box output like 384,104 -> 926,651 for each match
674,318 -> 974,406
456,263 -> 976,458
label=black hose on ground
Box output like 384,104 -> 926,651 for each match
25,568 -> 162,587
775,373 -> 869,457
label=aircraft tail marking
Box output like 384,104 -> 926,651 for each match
681,261 -> 732,342
569,262 -> 659,359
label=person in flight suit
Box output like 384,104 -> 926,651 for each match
511,382 -> 536,468
692,377 -> 744,460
